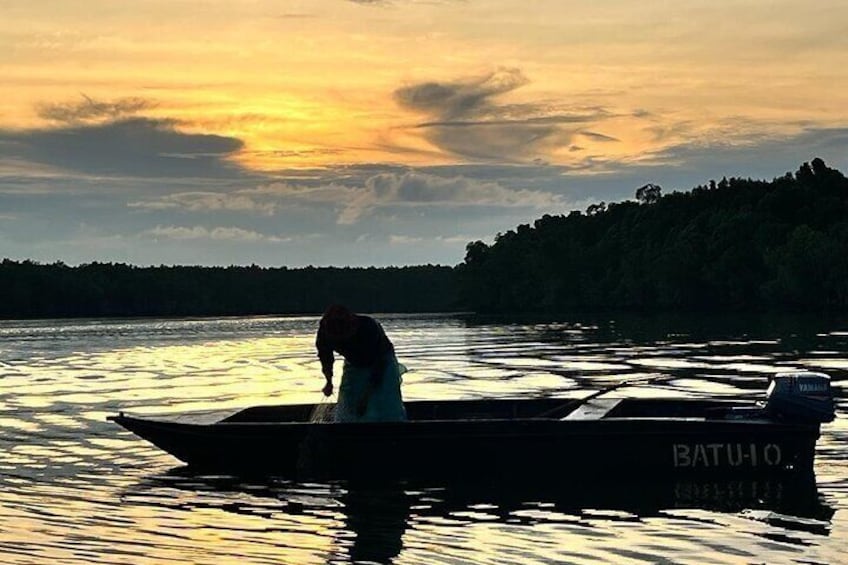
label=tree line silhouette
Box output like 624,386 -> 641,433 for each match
0,263 -> 458,318
459,158 -> 848,313
2,159 -> 846,319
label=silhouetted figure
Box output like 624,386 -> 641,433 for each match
316,305 -> 406,422
341,484 -> 409,564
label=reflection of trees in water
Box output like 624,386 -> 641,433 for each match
460,312 -> 848,400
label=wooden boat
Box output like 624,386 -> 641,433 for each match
109,371 -> 835,480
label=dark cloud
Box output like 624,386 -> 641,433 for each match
37,95 -> 155,124
0,117 -> 246,178
396,68 -> 529,119
394,69 -> 610,162
580,131 -> 620,142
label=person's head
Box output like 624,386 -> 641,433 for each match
321,304 -> 358,340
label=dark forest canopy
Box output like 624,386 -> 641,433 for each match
3,159 -> 848,319
459,158 -> 848,313
0,262 -> 459,319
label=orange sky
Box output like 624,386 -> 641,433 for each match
2,0 -> 848,266
5,1 -> 847,168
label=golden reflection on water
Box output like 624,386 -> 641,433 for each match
0,315 -> 846,564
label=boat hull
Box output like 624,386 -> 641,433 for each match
110,410 -> 819,480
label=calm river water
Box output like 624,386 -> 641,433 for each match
1,314 -> 846,564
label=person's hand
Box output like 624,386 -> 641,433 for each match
322,381 -> 334,397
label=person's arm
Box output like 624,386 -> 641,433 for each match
316,328 -> 335,396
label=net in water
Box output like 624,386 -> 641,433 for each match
309,402 -> 336,423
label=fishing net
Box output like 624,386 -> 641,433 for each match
309,401 -> 336,423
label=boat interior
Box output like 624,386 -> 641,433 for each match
219,396 -> 760,424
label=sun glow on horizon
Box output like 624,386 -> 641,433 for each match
3,0 -> 848,173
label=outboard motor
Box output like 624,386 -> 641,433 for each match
765,371 -> 836,423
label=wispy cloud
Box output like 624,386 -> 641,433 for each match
132,169 -> 561,225
580,131 -> 620,142
336,170 -> 560,224
142,225 -> 290,243
389,234 -> 480,245
395,68 -> 530,120
129,191 -> 277,215
636,126 -> 848,178
37,95 -> 155,124
394,68 -> 616,162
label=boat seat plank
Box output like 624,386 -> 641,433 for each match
562,398 -> 622,420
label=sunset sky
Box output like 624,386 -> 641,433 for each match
2,0 -> 848,267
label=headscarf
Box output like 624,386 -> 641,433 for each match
320,304 -> 358,340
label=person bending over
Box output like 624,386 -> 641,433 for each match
316,304 -> 406,422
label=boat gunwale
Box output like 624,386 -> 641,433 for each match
109,412 -> 820,433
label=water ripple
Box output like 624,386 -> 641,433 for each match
1,314 -> 846,564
